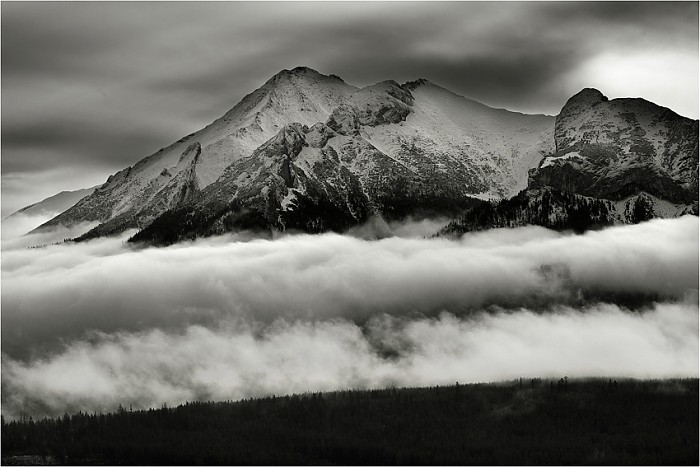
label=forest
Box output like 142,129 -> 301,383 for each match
439,188 -> 620,237
2,378 -> 698,465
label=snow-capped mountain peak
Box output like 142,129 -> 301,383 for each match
34,68 -> 697,243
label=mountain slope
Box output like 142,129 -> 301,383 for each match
35,67 -> 555,242
3,380 -> 698,466
529,88 -> 698,203
4,186 -> 97,220
364,79 -> 554,199
438,188 -> 698,237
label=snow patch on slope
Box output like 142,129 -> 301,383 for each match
362,81 -> 554,198
541,152 -> 582,168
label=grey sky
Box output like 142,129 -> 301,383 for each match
2,1 -> 698,216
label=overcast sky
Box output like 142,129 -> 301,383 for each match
2,1 -> 698,216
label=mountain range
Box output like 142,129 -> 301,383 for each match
29,66 -> 698,243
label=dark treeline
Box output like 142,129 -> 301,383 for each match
2,378 -> 698,465
440,188 -> 620,237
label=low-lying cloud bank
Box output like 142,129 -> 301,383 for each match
2,216 -> 697,358
1,211 -> 98,250
2,300 -> 697,419
1,216 -> 697,418
345,215 -> 451,240
1,212 -> 55,241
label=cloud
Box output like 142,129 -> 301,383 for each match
2,213 -> 57,241
569,50 -> 700,118
1,214 -> 99,250
1,216 -> 697,418
2,216 -> 696,361
345,215 -> 451,240
2,300 -> 697,419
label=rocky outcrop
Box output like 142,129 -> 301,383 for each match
529,88 -> 698,205
326,105 -> 360,136
354,81 -> 413,126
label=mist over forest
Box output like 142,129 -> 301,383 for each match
2,214 -> 697,419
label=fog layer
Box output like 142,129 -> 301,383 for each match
3,217 -> 696,358
1,216 -> 697,418
2,300 -> 697,419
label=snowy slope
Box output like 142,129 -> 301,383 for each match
363,80 -> 554,199
4,186 -> 97,220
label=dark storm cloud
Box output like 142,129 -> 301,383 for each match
2,2 -> 697,214
548,1 -> 696,25
2,119 -> 172,173
315,2 -> 698,110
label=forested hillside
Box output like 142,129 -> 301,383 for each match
3,378 -> 697,465
439,188 -> 619,236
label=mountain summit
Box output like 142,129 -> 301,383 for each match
531,88 -> 697,204
34,69 -> 697,243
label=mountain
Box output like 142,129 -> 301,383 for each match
441,89 -> 698,236
4,186 -> 97,220
33,68 -> 697,243
36,67 -> 554,242
529,88 -> 697,204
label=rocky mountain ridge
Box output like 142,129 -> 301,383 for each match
31,67 -> 697,243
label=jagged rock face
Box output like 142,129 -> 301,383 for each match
38,67 -> 555,243
353,81 -> 413,126
529,88 -> 699,204
326,105 -> 360,136
305,123 -> 334,148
